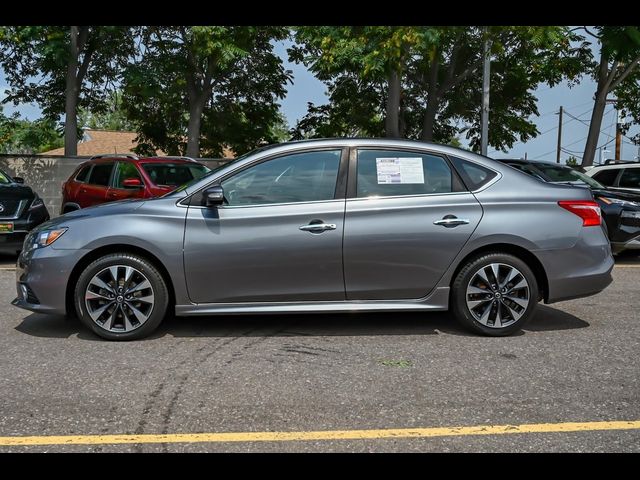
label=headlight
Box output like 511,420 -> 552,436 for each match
31,228 -> 67,249
598,196 -> 640,207
29,197 -> 45,210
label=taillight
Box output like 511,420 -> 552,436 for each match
558,200 -> 601,227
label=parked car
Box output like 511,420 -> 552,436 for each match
61,155 -> 211,214
14,139 -> 613,341
584,162 -> 640,194
0,168 -> 50,253
496,159 -> 640,254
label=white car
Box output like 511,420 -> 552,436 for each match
585,163 -> 640,193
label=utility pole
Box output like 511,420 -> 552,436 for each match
615,108 -> 622,162
556,106 -> 563,164
481,28 -> 491,156
524,152 -> 528,160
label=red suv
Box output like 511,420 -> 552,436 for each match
61,155 -> 211,214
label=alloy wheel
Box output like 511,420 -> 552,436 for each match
84,265 -> 155,333
465,263 -> 530,329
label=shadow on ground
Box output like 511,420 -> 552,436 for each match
14,304 -> 588,341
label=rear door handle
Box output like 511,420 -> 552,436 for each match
433,217 -> 470,227
299,223 -> 337,233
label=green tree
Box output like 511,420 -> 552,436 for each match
122,26 -> 291,158
578,26 -> 640,166
0,26 -> 135,155
78,91 -> 134,131
0,107 -> 63,154
290,26 -> 587,151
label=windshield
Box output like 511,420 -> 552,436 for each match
170,144 -> 280,194
142,163 -> 210,187
533,163 -> 605,189
0,169 -> 13,184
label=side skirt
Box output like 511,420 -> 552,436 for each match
176,287 -> 450,316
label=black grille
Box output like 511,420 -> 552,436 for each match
21,283 -> 40,304
0,200 -> 22,217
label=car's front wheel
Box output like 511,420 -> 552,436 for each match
74,253 -> 169,340
451,253 -> 539,336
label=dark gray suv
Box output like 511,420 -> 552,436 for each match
13,139 -> 614,340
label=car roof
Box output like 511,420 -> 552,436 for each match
589,162 -> 640,170
83,156 -> 201,165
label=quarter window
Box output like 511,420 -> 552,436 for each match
221,150 -> 341,206
449,156 -> 498,190
592,168 -> 621,186
356,149 -> 452,198
619,169 -> 640,189
87,163 -> 114,186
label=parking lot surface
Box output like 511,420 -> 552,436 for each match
0,253 -> 638,452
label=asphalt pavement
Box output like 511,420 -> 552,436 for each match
0,252 -> 638,452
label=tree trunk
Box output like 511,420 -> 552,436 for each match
582,92 -> 608,167
582,50 -> 611,167
186,97 -> 205,158
421,98 -> 439,142
64,26 -> 79,156
384,69 -> 401,138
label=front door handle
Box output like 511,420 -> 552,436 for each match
433,216 -> 470,227
299,223 -> 337,233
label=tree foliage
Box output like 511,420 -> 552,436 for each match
290,26 -> 587,153
0,107 -> 63,154
0,26 -> 135,154
579,26 -> 640,166
78,91 -> 134,131
121,26 -> 292,158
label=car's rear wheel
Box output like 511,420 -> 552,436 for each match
74,253 -> 168,340
451,253 -> 539,336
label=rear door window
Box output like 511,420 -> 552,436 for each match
356,149 -> 452,198
619,168 -> 640,189
592,168 -> 621,186
87,163 -> 114,186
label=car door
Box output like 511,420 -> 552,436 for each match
107,161 -> 147,202
80,162 -> 114,207
183,148 -> 347,304
343,148 -> 483,300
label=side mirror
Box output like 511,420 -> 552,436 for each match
122,178 -> 143,189
203,185 -> 225,208
13,176 -> 24,184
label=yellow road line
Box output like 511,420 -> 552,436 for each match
1,420 -> 639,447
615,264 -> 640,268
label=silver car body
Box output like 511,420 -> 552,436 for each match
13,138 -> 614,317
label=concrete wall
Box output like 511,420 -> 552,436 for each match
0,154 -> 230,217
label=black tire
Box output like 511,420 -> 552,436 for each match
451,252 -> 539,336
74,253 -> 169,341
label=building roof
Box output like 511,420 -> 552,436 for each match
42,129 -> 155,156
42,129 -> 235,158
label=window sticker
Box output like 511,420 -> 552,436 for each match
376,157 -> 424,184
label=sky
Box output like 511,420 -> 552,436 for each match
2,39 -> 639,164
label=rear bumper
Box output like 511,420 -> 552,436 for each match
537,226 -> 614,304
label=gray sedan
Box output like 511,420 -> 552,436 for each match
13,139 -> 614,340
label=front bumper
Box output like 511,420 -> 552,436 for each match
12,246 -> 88,316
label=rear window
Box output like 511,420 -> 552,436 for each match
592,168 -> 621,186
87,163 -> 114,186
142,163 -> 210,187
449,156 -> 498,190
